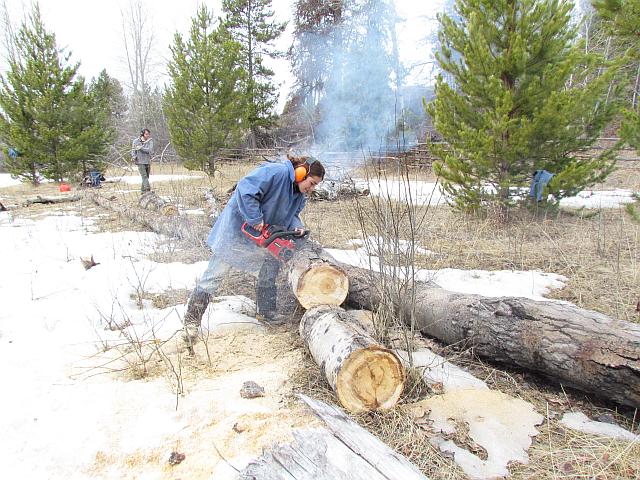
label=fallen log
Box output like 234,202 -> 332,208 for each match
88,192 -> 209,246
138,191 -> 178,216
300,305 -> 405,413
340,262 -> 640,409
241,395 -> 428,479
72,194 -> 640,408
288,244 -> 349,308
311,179 -> 370,201
24,194 -> 81,206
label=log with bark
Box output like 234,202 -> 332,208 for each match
138,191 -> 178,216
88,192 -> 209,246
241,395 -> 428,480
75,196 -> 640,408
300,305 -> 405,413
24,194 -> 81,206
340,262 -> 640,409
288,244 -> 350,309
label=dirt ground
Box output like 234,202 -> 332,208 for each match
1,158 -> 639,479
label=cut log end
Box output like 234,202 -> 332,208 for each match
138,191 -> 178,216
336,346 -> 405,413
296,264 -> 349,309
160,204 -> 178,216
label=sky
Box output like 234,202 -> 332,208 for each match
3,0 -> 443,111
1,172 -> 638,479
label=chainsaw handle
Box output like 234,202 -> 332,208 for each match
240,222 -> 264,240
293,228 -> 310,238
241,222 -> 309,246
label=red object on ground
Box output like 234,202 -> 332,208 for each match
59,183 -> 71,192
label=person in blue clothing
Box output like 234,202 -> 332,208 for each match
529,169 -> 555,202
183,153 -> 325,348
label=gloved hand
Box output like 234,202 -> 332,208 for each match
294,228 -> 308,237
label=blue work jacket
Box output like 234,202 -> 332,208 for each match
207,161 -> 306,274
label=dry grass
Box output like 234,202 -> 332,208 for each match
301,169 -> 640,322
4,157 -> 640,479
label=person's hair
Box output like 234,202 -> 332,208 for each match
286,153 -> 325,180
141,128 -> 151,136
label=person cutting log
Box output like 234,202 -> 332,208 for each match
183,153 -> 325,349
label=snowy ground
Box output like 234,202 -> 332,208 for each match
1,173 -> 636,208
362,178 -> 637,209
1,174 -> 638,479
0,209 -> 315,479
0,173 -> 205,189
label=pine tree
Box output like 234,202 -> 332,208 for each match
222,0 -> 286,146
0,5 -> 111,184
594,0 -> 640,153
164,5 -> 245,172
427,0 -> 621,216
78,70 -> 120,175
290,0 -> 345,106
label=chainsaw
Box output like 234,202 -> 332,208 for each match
241,222 -> 309,262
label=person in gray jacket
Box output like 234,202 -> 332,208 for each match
132,128 -> 154,192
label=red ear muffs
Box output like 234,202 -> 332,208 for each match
294,165 -> 308,182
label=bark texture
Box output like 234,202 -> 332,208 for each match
25,194 -> 81,205
241,395 -> 428,480
300,305 -> 405,412
89,192 -> 209,246
341,262 -> 640,409
138,191 -> 178,216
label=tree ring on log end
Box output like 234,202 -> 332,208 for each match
297,264 -> 349,309
336,346 -> 405,413
161,204 -> 178,216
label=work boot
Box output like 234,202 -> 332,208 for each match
183,289 -> 211,352
255,312 -> 288,326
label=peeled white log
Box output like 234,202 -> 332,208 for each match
241,395 -> 428,479
300,305 -> 405,413
311,179 -> 370,201
288,245 -> 349,309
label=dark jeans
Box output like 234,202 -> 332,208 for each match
256,258 -> 281,317
194,254 -> 280,318
137,163 -> 151,192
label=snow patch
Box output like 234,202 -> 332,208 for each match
360,177 -> 638,210
109,174 -> 205,184
560,412 -> 639,441
0,173 -> 22,187
559,189 -> 637,209
396,349 -> 488,391
415,390 -> 543,479
328,247 -> 567,300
